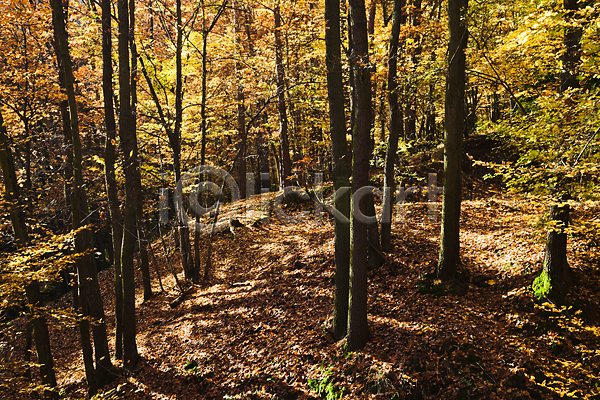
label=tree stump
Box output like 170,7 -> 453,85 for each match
533,203 -> 571,300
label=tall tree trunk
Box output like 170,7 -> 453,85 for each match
274,2 -> 291,189
404,0 -> 422,140
197,0 -> 230,169
129,0 -> 153,301
51,0 -> 114,387
51,21 -> 74,224
101,0 -> 124,360
171,0 -> 193,279
117,0 -> 140,370
325,0 -> 351,341
200,21 -> 209,169
194,0 -> 228,280
424,53 -> 437,139
232,0 -> 247,199
381,0 -> 405,253
49,6 -> 96,392
378,81 -> 387,143
347,0 -> 372,351
437,0 -> 468,281
1,111 -> 58,399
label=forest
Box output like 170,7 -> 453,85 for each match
0,0 -> 600,398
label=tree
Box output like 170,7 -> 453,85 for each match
233,0 -> 247,199
381,0 -> 405,253
437,0 -> 468,282
193,0 -> 227,281
325,0 -> 351,341
347,0 -> 372,351
533,202 -> 572,300
130,0 -> 153,302
101,0 -> 125,360
274,1 -> 292,190
0,0 -> 58,209
1,109 -> 58,399
50,0 -> 114,389
0,111 -> 28,246
117,0 -> 140,370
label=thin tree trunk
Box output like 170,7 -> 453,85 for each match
130,0 -> 153,301
101,0 -> 124,360
200,23 -> 209,168
404,0 -> 422,140
72,282 -> 97,394
0,112 -> 28,245
274,2 -> 291,189
437,0 -> 468,281
233,0 -> 247,199
25,282 -> 58,399
325,0 -> 351,341
378,81 -> 387,143
117,0 -> 139,370
199,0 -> 227,169
194,10 -> 210,281
49,9 -> 96,391
347,0 -> 372,351
174,0 -> 193,278
51,0 -> 114,387
381,0 -> 404,253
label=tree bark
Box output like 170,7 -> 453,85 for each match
173,0 -> 193,279
404,0 -> 421,140
199,0 -> 227,172
117,0 -> 140,370
233,0 -> 247,199
0,111 -> 28,245
437,0 -> 468,281
535,203 -> 572,300
381,0 -> 405,253
101,0 -> 124,360
25,282 -> 58,399
325,0 -> 351,341
347,0 -> 372,351
274,2 -> 292,189
51,0 -> 114,387
128,0 -> 153,301
49,6 -> 96,391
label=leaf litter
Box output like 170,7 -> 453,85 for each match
1,192 -> 599,399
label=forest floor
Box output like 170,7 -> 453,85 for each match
2,161 -> 600,399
